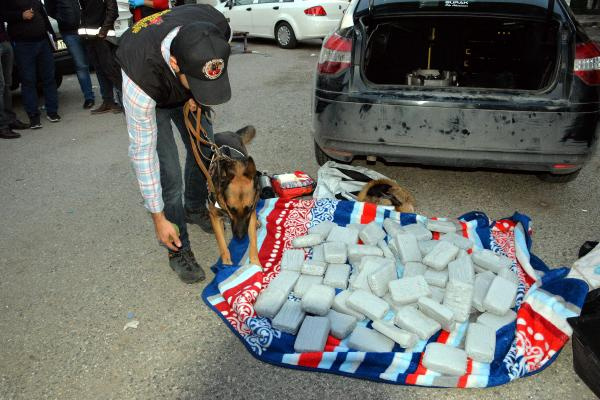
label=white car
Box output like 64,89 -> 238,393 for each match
216,0 -> 348,48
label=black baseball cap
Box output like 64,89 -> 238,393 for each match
170,22 -> 231,106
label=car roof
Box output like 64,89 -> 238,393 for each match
354,0 -> 568,19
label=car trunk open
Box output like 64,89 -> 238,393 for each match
361,16 -> 560,91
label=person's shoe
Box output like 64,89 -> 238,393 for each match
0,128 -> 21,139
168,248 -> 205,284
185,208 -> 214,233
91,101 -> 117,115
47,113 -> 61,123
10,120 -> 29,130
29,116 -> 42,129
83,99 -> 95,109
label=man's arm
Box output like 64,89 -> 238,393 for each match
1,2 -> 27,23
122,71 -> 181,251
99,0 -> 118,37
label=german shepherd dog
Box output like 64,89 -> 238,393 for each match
357,178 -> 416,213
208,126 -> 261,267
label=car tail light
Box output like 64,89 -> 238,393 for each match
317,32 -> 352,75
574,42 -> 600,85
304,6 -> 327,16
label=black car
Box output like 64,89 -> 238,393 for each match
313,0 -> 600,182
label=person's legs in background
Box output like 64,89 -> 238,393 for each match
13,41 -> 42,129
86,37 -> 120,114
62,33 -> 95,109
0,41 -> 20,139
37,39 -> 60,122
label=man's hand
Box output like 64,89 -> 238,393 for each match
23,9 -> 34,20
151,212 -> 182,252
187,98 -> 198,112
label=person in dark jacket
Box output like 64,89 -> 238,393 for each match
116,5 -> 232,283
128,0 -> 169,23
0,14 -> 29,139
2,0 -> 61,128
79,0 -> 121,114
45,0 -> 95,109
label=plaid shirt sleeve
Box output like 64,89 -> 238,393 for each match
122,70 -> 163,213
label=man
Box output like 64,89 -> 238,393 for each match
128,0 -> 169,23
2,0 -> 60,129
117,5 -> 231,283
45,0 -> 96,109
0,14 -> 29,139
79,0 -> 122,114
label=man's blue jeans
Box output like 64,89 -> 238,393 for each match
62,33 -> 94,102
13,39 -> 58,118
0,41 -> 16,129
155,106 -> 213,252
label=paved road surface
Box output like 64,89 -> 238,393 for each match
1,38 -> 598,399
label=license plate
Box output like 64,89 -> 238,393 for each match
56,39 -> 67,51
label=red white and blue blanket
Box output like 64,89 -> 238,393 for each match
201,199 -> 588,388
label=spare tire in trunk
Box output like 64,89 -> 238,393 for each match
362,16 -> 560,90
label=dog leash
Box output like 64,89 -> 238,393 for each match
183,102 -> 234,219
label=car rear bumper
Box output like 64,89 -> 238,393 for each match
313,93 -> 600,173
296,17 -> 340,40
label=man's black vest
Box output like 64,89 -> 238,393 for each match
116,5 -> 230,108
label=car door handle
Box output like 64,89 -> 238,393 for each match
246,7 -> 252,10
273,6 -> 279,9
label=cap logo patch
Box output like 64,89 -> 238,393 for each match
202,59 -> 224,80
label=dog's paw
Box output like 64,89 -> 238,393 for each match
222,257 -> 233,265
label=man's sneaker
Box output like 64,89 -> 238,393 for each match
168,249 -> 205,284
185,208 -> 214,233
0,128 -> 21,139
91,101 -> 117,115
111,104 -> 123,114
10,120 -> 29,130
47,113 -> 61,122
83,99 -> 95,109
29,116 -> 42,129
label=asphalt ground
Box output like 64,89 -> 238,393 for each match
1,37 -> 599,399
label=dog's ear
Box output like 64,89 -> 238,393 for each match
244,157 -> 257,179
236,126 -> 256,145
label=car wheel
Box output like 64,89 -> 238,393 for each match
537,169 -> 581,183
275,22 -> 297,49
314,141 -> 332,166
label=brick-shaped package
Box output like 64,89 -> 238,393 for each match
471,249 -> 512,274
280,249 -> 305,272
372,319 -> 418,349
324,242 -> 347,264
311,244 -> 325,262
440,232 -> 474,250
465,322 -> 496,363
327,226 -> 359,246
268,270 -> 300,294
419,240 -> 438,257
448,256 -> 475,284
359,221 -> 387,245
323,263 -> 351,289
443,280 -> 474,322
347,244 -> 383,265
477,310 -> 517,331
418,296 -> 455,331
347,326 -> 395,352
327,309 -> 357,339
308,220 -> 336,238
302,284 -> 335,315
423,241 -> 459,271
483,275 -> 518,316
378,240 -> 395,259
292,233 -> 323,248
301,260 -> 327,276
422,343 -> 467,376
394,306 -> 441,340
472,271 -> 495,312
403,262 -> 427,278
425,219 -> 458,234
332,290 -> 365,320
388,276 -> 431,304
254,288 -> 289,319
293,274 -> 323,298
402,223 -> 433,241
368,262 -> 397,297
392,233 -> 422,264
424,269 -> 449,288
294,316 -> 330,353
272,299 -> 305,334
383,218 -> 403,237
346,290 -> 390,321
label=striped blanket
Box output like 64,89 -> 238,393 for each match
201,198 -> 588,387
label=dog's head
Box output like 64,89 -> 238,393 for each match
219,156 -> 259,239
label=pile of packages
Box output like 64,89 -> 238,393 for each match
253,218 -> 520,376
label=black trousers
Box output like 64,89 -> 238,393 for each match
85,37 -> 121,101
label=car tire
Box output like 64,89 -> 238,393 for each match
314,141 -> 332,166
275,22 -> 297,49
537,169 -> 581,183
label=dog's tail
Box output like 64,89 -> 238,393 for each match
236,126 -> 256,145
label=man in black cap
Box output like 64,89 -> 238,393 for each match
116,4 -> 231,283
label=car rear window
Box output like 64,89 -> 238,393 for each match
355,0 -> 564,18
